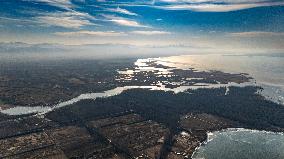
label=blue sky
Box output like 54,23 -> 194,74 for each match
0,0 -> 284,56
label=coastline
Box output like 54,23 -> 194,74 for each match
191,128 -> 284,159
1,55 -> 284,159
0,81 -> 256,116
0,56 -> 258,116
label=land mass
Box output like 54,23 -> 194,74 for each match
0,58 -> 283,159
0,58 -> 251,107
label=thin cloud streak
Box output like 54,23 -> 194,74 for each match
156,2 -> 284,12
36,11 -> 96,28
23,0 -> 73,10
111,19 -> 145,27
21,0 -> 97,29
55,31 -> 127,36
229,31 -> 284,37
131,31 -> 171,35
54,30 -> 171,37
102,15 -> 149,27
157,0 -> 280,3
107,7 -> 138,16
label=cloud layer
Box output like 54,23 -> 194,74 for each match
0,0 -> 283,54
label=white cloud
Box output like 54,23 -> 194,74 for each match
157,2 -> 284,12
55,30 -> 170,37
55,31 -> 127,36
229,31 -> 284,37
110,19 -> 145,27
38,15 -> 89,28
37,11 -> 95,28
107,7 -> 138,16
22,0 -> 99,29
24,0 -> 73,10
21,0 -> 97,29
131,30 -> 171,35
154,0 -> 284,12
102,15 -> 148,27
158,0 -> 282,3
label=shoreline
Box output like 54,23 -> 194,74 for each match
1,82 -> 256,116
191,128 -> 284,159
1,55 -> 283,116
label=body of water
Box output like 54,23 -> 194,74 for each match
158,54 -> 284,159
192,128 -> 284,159
1,54 -> 284,158
157,54 -> 284,105
1,54 -> 283,115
